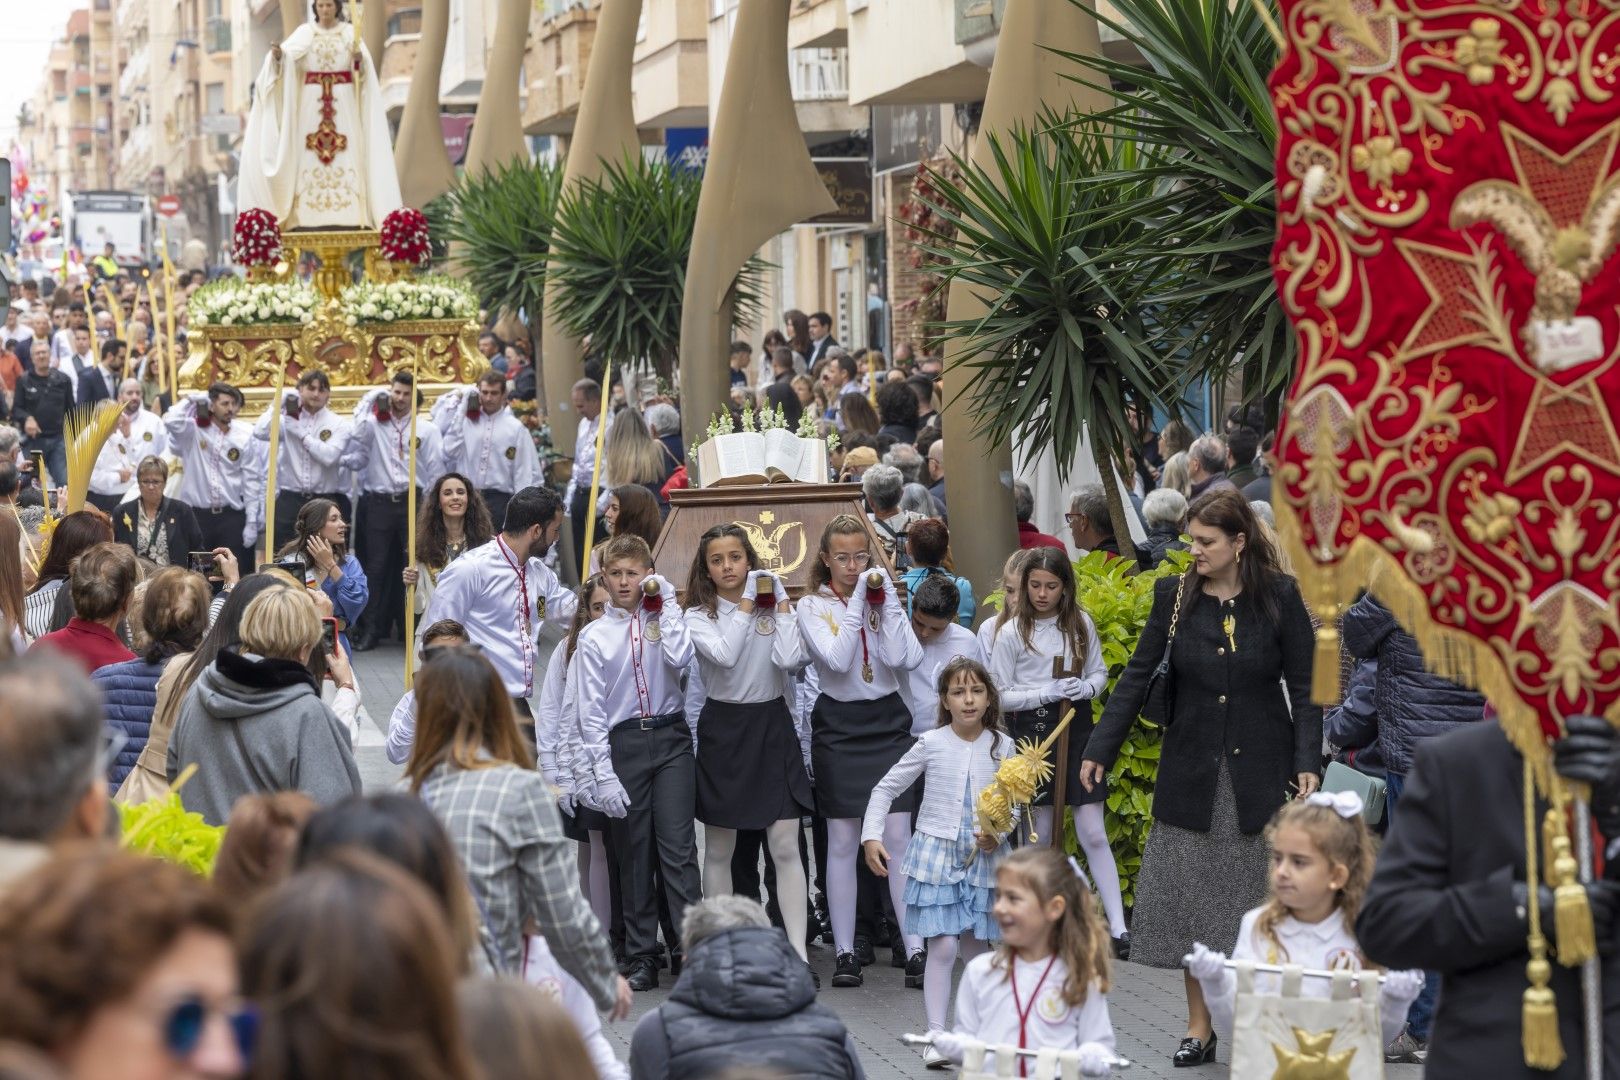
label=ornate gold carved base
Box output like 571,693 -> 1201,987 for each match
282,228 -> 384,301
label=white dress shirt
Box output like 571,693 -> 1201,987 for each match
342,401 -> 444,495
683,597 -> 806,704
58,351 -> 93,397
565,411 -> 609,508
952,953 -> 1115,1064
536,646 -> 570,786
903,623 -> 985,737
384,689 -> 417,766
163,395 -> 264,522
990,613 -> 1107,713
862,725 -> 1015,842
1198,907 -> 1420,1045
976,616 -> 1004,662
575,602 -> 695,785
797,584 -> 923,702
253,403 -> 351,494
50,327 -> 74,366
422,537 -> 578,698
90,409 -> 167,498
443,403 -> 540,494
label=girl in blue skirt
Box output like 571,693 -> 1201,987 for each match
863,656 -> 1015,1060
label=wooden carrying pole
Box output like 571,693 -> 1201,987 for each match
404,360 -> 421,689
263,366 -> 290,559
578,356 -> 613,582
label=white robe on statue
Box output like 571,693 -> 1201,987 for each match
239,20 -> 402,230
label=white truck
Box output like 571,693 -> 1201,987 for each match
67,190 -> 152,268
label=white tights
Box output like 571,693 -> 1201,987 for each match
1032,803 -> 1128,937
826,814 -> 922,957
702,819 -> 810,962
577,831 -> 612,931
925,932 -> 990,1030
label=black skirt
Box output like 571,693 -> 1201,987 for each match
810,691 -> 917,819
561,803 -> 612,842
696,697 -> 816,830
1006,701 -> 1106,807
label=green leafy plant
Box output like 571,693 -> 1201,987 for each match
439,157 -> 564,358
547,156 -> 765,383
987,547 -> 1192,907
121,792 -> 225,877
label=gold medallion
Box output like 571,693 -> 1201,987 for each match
867,610 -> 880,633
645,620 -> 662,643
756,616 -> 776,637
861,663 -> 874,683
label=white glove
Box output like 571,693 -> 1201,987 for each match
1381,969 -> 1425,1002
597,775 -> 631,818
742,570 -> 765,602
1076,1041 -> 1114,1077
929,1031 -> 968,1065
773,574 -> 790,605
242,525 -> 259,550
575,777 -> 603,813
557,789 -> 576,817
1055,676 -> 1087,701
190,391 -> 210,407
1185,942 -> 1228,982
645,574 -> 675,613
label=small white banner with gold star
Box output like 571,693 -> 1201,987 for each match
1229,963 -> 1383,1080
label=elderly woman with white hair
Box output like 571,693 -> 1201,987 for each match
1140,488 -> 1189,568
628,896 -> 868,1079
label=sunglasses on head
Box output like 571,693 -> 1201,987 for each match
162,996 -> 259,1062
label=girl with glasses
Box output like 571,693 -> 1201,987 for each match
795,513 -> 925,989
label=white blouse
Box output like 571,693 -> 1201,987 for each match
1197,906 -> 1420,1045
683,596 -> 806,704
902,622 -> 985,737
797,583 -> 922,702
535,647 -> 569,786
989,613 -> 1107,713
952,952 -> 1114,1063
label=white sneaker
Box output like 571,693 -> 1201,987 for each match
923,1044 -> 953,1070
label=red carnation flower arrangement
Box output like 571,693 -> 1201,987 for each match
232,208 -> 282,268
379,207 -> 432,266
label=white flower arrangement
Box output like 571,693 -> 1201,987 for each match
340,277 -> 478,326
189,279 -> 320,329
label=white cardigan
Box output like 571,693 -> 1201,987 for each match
862,725 -> 1015,843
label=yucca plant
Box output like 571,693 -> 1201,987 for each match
1055,0 -> 1291,406
547,156 -> 764,382
439,157 -> 564,361
915,118 -> 1176,564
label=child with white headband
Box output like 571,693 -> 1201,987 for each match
1186,790 -> 1425,1044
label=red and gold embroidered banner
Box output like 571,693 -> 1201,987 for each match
1269,0 -> 1620,759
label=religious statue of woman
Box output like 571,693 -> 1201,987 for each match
238,0 -> 403,231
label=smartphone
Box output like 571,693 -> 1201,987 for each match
187,551 -> 218,577
320,617 -> 339,654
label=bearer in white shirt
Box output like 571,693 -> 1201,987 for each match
254,368 -> 353,545
440,369 -> 540,531
88,378 -> 167,514
163,381 -> 263,569
903,574 -> 985,737
574,534 -> 698,991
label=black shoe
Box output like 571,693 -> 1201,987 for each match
832,951 -> 863,987
904,950 -> 926,989
626,957 -> 659,991
853,934 -> 876,967
350,633 -> 378,653
668,948 -> 683,978
807,962 -> 821,991
889,933 -> 908,968
655,949 -> 669,970
1113,931 -> 1131,962
1173,1033 -> 1216,1067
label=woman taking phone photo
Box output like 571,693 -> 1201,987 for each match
1080,488 -> 1321,1067
275,497 -> 368,655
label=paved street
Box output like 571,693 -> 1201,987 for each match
350,644 -> 1424,1079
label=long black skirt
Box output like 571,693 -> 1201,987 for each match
810,691 -> 917,819
697,697 -> 816,830
1006,702 -> 1106,807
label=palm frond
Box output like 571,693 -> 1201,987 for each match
439,158 -> 564,327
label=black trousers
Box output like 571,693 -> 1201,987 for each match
273,490 -> 350,552
354,490 -> 411,642
196,506 -> 252,575
607,720 -> 701,960
481,489 -> 513,534
568,487 -> 596,572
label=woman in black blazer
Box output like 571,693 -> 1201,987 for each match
112,456 -> 203,568
1081,487 -> 1322,1067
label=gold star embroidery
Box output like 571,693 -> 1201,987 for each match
1392,239 -> 1492,361
1271,1027 -> 1355,1080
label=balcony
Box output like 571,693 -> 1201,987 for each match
789,0 -> 847,49
847,0 -> 988,105
117,0 -> 149,31
119,48 -> 149,95
522,2 -> 596,135
117,124 -> 152,185
204,16 -> 231,54
630,0 -> 709,129
378,31 -> 419,120
791,48 -> 846,102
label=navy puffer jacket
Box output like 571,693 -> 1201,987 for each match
92,656 -> 168,790
1341,595 -> 1484,775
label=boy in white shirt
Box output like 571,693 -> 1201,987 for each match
903,575 -> 985,737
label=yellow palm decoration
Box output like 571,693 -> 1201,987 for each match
974,705 -> 1076,843
38,402 -> 123,562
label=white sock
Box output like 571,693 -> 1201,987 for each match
1074,804 -> 1127,936
586,831 -> 611,930
704,825 -> 736,897
767,818 -> 810,963
924,935 -> 959,1031
884,812 -> 924,954
826,817 -> 861,955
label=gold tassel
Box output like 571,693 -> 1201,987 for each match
1311,621 -> 1341,704
1542,809 -> 1561,889
1523,757 -> 1565,1070
1548,777 -> 1596,966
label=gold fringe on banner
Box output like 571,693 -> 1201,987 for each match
1547,774 -> 1597,967
1523,757 -> 1566,1069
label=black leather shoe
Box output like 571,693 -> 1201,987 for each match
889,932 -> 908,968
1173,1033 -> 1216,1067
626,957 -> 659,991
853,935 -> 876,967
832,951 -> 863,987
904,949 -> 926,988
1113,931 -> 1131,962
350,633 -> 378,653
668,949 -> 683,978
